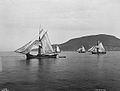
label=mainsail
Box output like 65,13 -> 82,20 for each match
98,42 -> 105,52
40,32 -> 54,54
82,46 -> 85,51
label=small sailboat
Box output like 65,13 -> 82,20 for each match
77,45 -> 86,53
54,45 -> 61,53
15,28 -> 58,59
88,41 -> 106,54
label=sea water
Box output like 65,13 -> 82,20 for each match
0,51 -> 120,91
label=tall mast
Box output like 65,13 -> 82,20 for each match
96,41 -> 99,54
38,25 -> 42,55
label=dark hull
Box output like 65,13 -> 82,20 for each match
26,53 -> 58,59
78,51 -> 86,53
92,51 -> 106,54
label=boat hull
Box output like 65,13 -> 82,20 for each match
78,51 -> 86,53
91,51 -> 106,54
26,53 -> 58,59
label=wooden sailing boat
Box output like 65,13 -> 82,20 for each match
77,45 -> 86,53
88,41 -> 106,54
15,28 -> 58,59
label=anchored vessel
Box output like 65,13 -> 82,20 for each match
77,45 -> 86,53
88,41 -> 106,54
15,28 -> 58,59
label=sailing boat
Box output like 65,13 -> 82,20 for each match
15,28 -> 58,59
88,46 -> 95,52
88,41 -> 106,54
54,45 -> 61,53
77,45 -> 86,53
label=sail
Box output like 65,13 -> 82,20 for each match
93,46 -> 98,52
56,46 -> 60,52
77,48 -> 81,52
41,32 -> 54,54
82,46 -> 85,51
15,40 -> 41,54
15,29 -> 44,54
90,46 -> 96,52
98,42 -> 105,52
88,46 -> 93,52
27,40 -> 41,51
15,41 -> 33,54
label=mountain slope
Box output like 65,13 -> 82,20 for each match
58,34 -> 120,51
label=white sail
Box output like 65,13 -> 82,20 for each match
15,41 -> 33,54
15,30 -> 43,54
56,46 -> 60,52
15,40 -> 41,54
98,42 -> 105,52
88,46 -> 93,52
77,48 -> 81,52
82,46 -> 85,52
88,46 -> 96,52
27,40 -> 41,51
77,45 -> 85,52
41,32 -> 54,54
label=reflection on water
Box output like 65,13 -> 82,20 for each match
97,55 -> 104,69
0,57 -> 2,72
25,58 -> 57,73
96,55 -> 105,83
25,58 -> 57,68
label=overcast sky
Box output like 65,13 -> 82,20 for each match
0,0 -> 120,51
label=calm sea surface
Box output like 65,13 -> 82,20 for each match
0,51 -> 120,91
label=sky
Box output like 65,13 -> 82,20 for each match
0,0 -> 120,51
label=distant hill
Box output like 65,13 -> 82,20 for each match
58,34 -> 120,51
